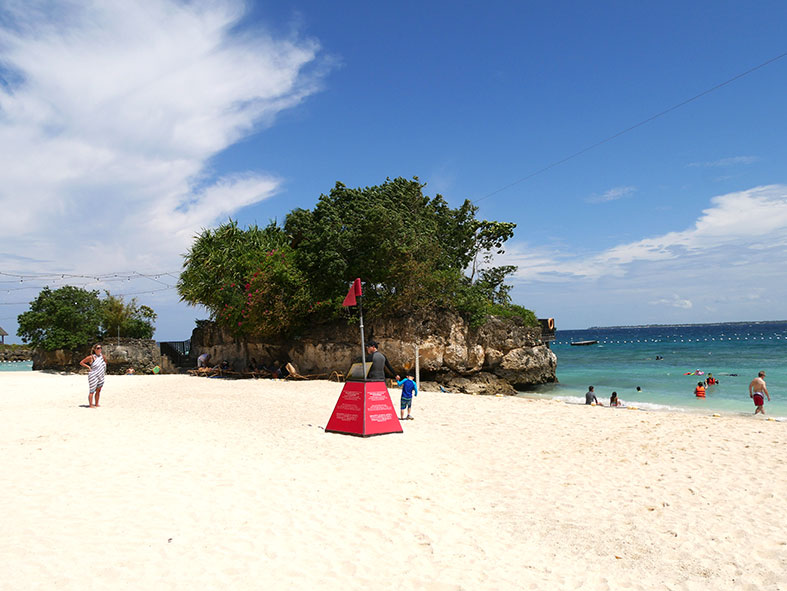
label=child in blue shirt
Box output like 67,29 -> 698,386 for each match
396,372 -> 418,420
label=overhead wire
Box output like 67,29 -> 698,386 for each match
473,50 -> 787,204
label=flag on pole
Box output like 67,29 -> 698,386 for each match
342,278 -> 363,307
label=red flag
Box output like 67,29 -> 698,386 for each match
342,278 -> 362,307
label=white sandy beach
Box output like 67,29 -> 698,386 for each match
1,372 -> 785,590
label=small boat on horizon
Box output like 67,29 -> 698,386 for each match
570,340 -> 598,346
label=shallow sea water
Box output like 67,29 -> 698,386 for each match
518,322 -> 787,419
0,360 -> 33,372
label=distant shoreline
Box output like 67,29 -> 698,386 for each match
581,320 -> 787,330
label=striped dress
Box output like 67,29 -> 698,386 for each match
88,354 -> 106,393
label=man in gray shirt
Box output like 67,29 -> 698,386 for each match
366,340 -> 395,381
585,385 -> 601,405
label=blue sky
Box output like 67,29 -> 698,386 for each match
1,0 -> 786,342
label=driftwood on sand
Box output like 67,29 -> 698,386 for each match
188,363 -> 343,382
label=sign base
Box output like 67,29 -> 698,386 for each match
325,380 -> 403,437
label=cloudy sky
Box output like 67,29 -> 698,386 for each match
1,0 -> 786,341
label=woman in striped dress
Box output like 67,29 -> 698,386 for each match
80,344 -> 107,408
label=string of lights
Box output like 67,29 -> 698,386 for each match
0,270 -> 180,304
0,271 -> 179,283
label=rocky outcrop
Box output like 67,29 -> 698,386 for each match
191,311 -> 557,395
32,339 -> 164,374
0,347 -> 32,362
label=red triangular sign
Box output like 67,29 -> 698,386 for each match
325,381 -> 403,437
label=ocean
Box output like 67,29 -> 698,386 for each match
0,360 -> 33,372
518,321 -> 787,419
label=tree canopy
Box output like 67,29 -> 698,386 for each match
102,292 -> 158,340
17,286 -> 157,350
178,177 -> 534,337
17,286 -> 104,351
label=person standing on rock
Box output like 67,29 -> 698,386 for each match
80,343 -> 108,408
365,340 -> 396,381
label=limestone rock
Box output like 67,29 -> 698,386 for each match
495,346 -> 558,389
438,372 -> 517,396
190,310 -> 558,394
32,338 -> 163,374
0,347 -> 32,362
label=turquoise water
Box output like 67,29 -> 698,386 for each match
0,360 -> 33,372
519,322 -> 787,419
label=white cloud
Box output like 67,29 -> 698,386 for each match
586,185 -> 636,204
502,185 -> 787,325
506,185 -> 787,282
649,294 -> 693,309
687,155 -> 758,168
0,0 -> 326,275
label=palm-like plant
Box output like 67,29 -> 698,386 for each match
178,219 -> 288,319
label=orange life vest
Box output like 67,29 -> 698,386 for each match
695,386 -> 706,398
706,377 -> 717,385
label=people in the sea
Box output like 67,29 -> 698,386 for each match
80,343 -> 107,408
705,373 -> 719,386
197,352 -> 211,368
585,386 -> 601,405
396,371 -> 418,420
655,355 -> 663,360
609,391 -> 621,407
366,340 -> 396,381
748,370 -> 770,415
694,382 -> 706,398
636,386 -> 642,393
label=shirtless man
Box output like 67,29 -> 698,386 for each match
748,371 -> 770,415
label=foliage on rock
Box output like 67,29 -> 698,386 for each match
178,177 -> 536,337
177,219 -> 288,316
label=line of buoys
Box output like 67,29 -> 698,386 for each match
553,333 -> 787,346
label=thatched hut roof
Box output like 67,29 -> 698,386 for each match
0,326 -> 8,337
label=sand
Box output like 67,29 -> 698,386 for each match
1,372 -> 785,590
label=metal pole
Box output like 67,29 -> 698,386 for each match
415,342 -> 420,390
359,292 -> 367,380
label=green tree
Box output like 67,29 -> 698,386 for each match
213,245 -> 327,337
284,177 -> 521,319
102,293 -> 157,339
178,177 -> 535,335
17,286 -> 103,350
178,219 -> 289,319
